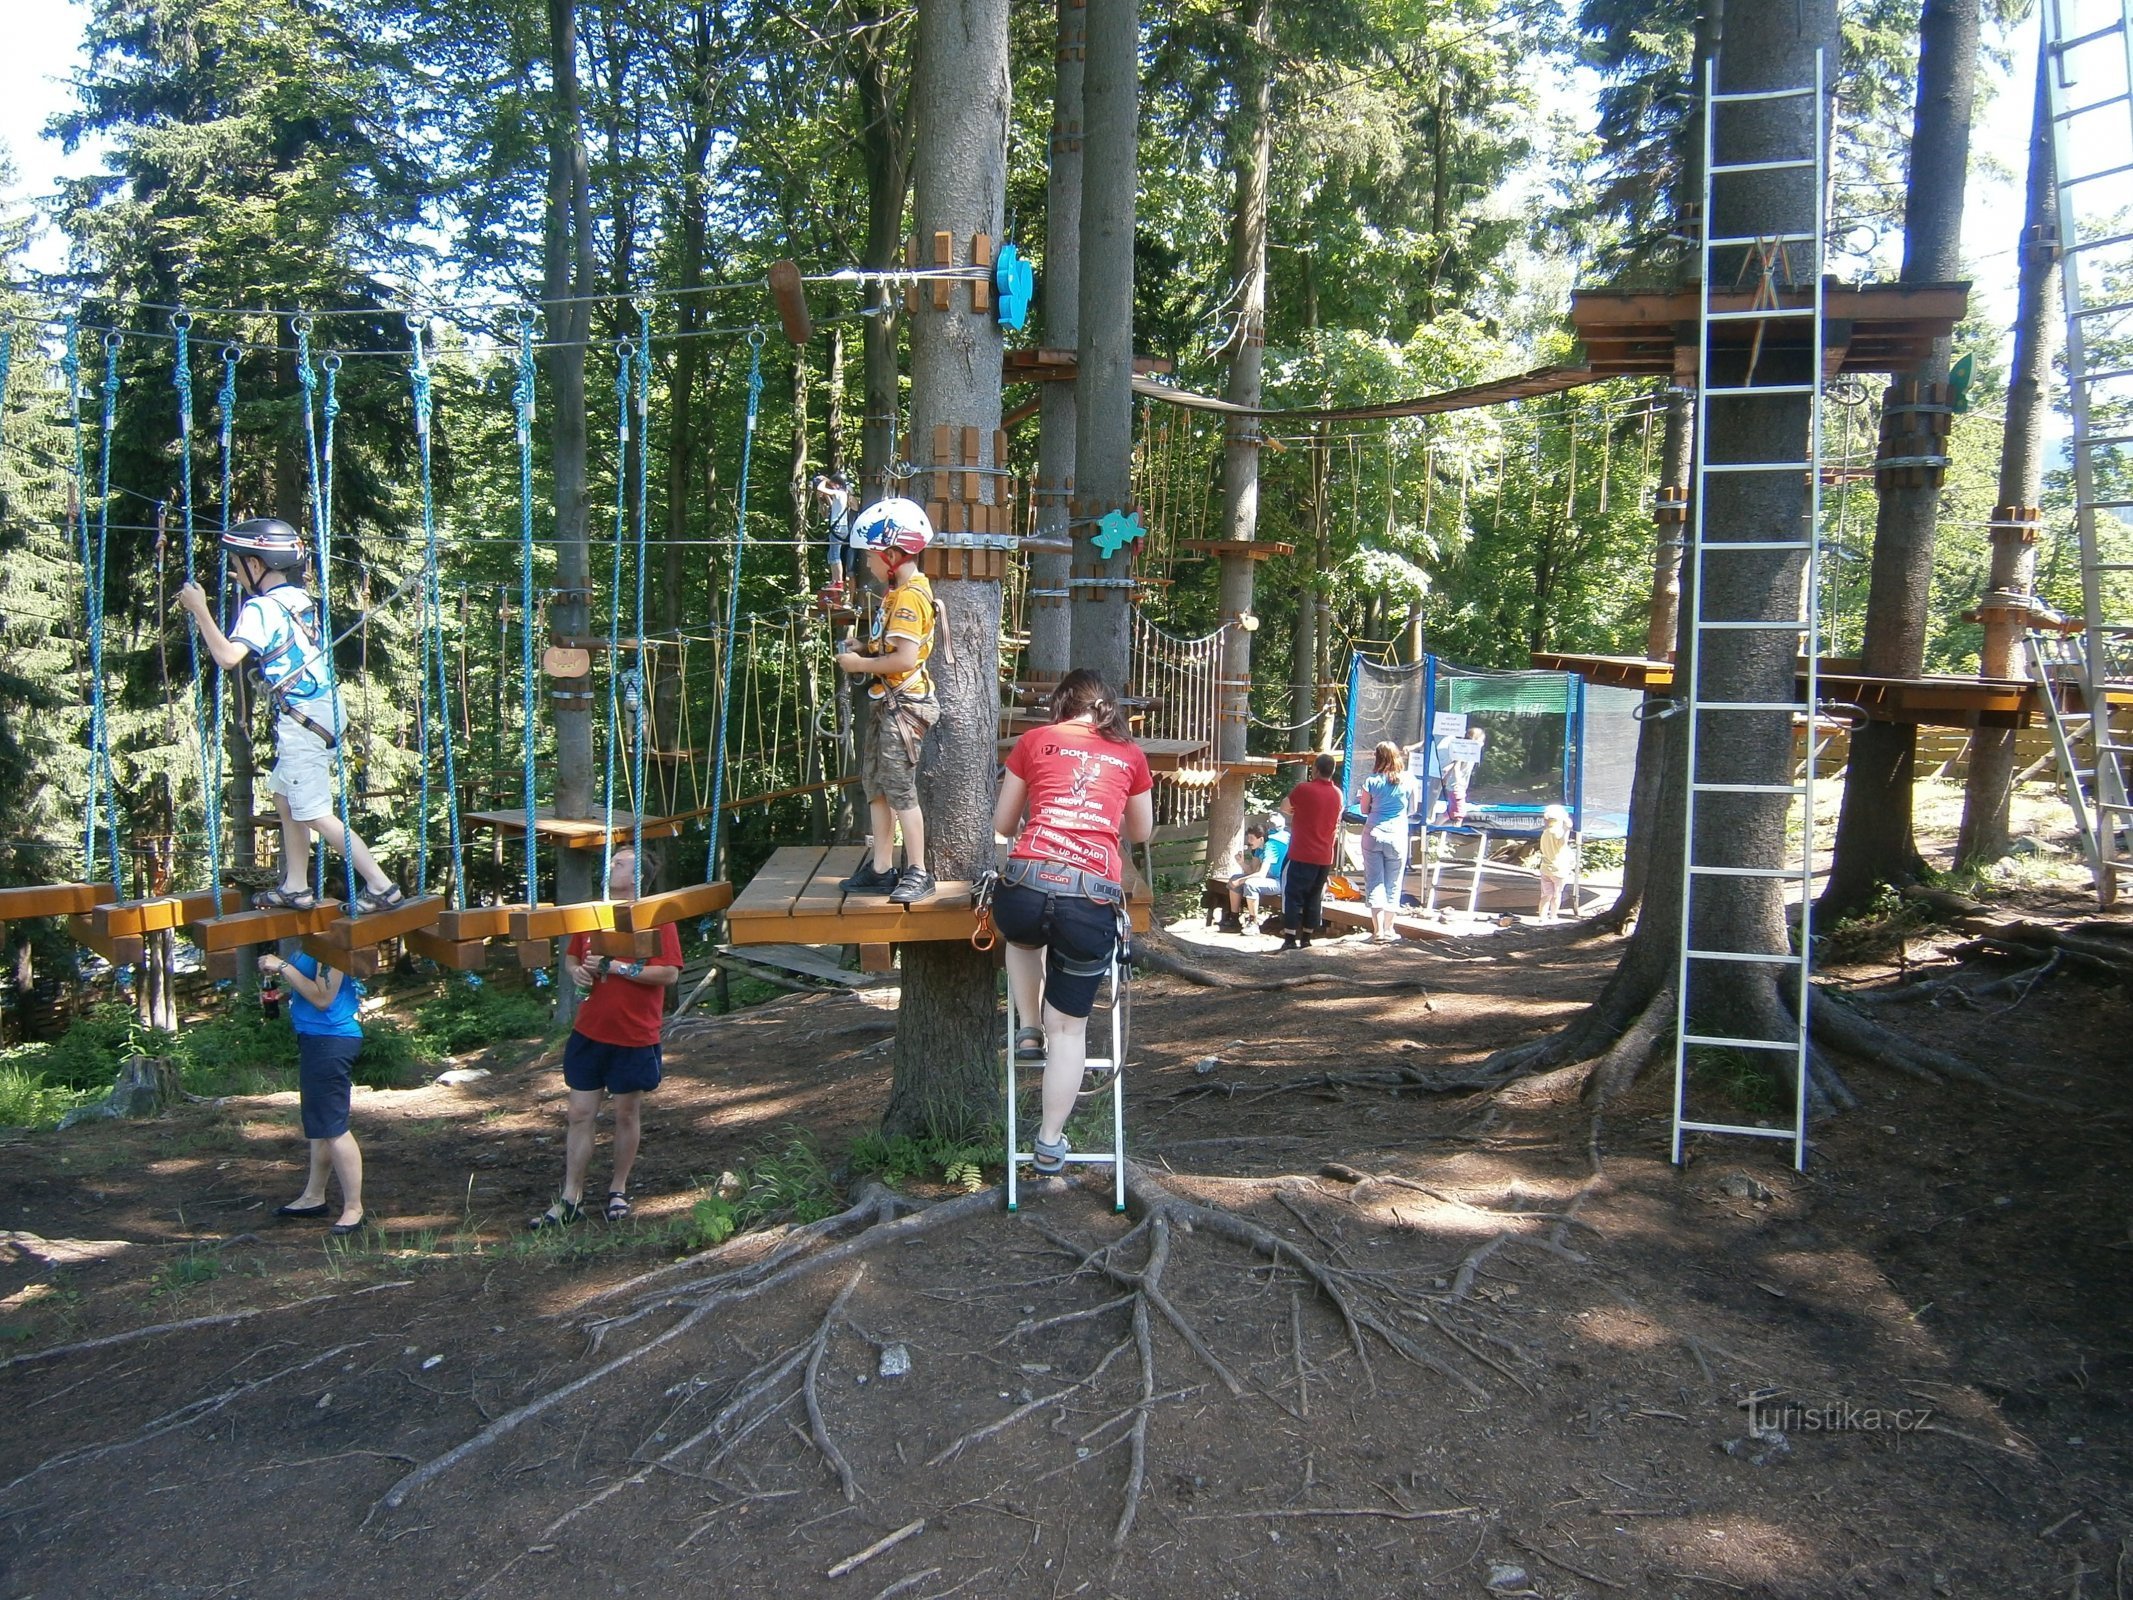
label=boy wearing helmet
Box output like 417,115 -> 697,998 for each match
834,497 -> 941,905
176,518 -> 405,914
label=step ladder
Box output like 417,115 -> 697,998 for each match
1003,950 -> 1130,1214
1670,49 -> 1828,1173
2043,0 -> 2133,908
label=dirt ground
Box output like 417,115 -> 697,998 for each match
2,847 -> 2129,1596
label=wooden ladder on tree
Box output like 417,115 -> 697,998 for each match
2043,0 -> 2133,908
1670,49 -> 1828,1173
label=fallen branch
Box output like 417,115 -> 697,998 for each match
1131,933 -> 1418,993
802,1268 -> 867,1502
1185,1505 -> 1476,1522
826,1519 -> 925,1579
0,1281 -> 411,1373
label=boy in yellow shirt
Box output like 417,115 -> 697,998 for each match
834,498 -> 941,905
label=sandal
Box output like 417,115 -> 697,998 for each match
253,885 -> 319,912
1030,1134 -> 1069,1176
354,883 -> 406,914
605,1191 -> 631,1223
528,1198 -> 584,1232
1012,1026 -> 1046,1063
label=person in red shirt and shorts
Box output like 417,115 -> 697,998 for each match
992,669 -> 1155,1177
530,847 -> 683,1229
1277,752 -> 1344,951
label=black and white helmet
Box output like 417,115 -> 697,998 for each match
221,517 -> 310,571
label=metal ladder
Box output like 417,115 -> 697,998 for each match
1003,953 -> 1129,1213
1670,50 -> 1827,1173
2043,0 -> 2133,908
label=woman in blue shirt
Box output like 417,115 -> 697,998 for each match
259,948 -> 367,1236
1353,741 -> 1421,943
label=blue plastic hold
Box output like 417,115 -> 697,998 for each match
995,243 -> 1035,330
1091,507 -> 1144,558
463,972 -> 484,990
532,967 -> 552,988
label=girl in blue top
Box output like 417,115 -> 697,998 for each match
1353,741 -> 1421,943
258,948 -> 367,1235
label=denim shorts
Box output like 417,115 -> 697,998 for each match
993,882 -> 1119,1019
1362,838 -> 1407,909
297,1033 -> 361,1139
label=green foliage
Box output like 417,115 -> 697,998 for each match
673,1193 -> 739,1252
847,1129 -> 996,1189
0,1003 -> 143,1091
0,1065 -> 95,1129
727,1132 -> 839,1227
411,981 -> 553,1056
150,1247 -> 223,1297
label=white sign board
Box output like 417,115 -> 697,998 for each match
1433,711 -> 1468,737
1442,736 -> 1484,766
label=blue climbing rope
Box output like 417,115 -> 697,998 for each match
84,330 -> 122,894
629,302 -> 652,897
293,319 -> 361,909
601,337 -> 632,897
210,345 -> 238,859
0,329 -> 12,456
172,314 -> 224,911
514,312 -> 540,907
704,332 -> 764,882
407,316 -> 465,906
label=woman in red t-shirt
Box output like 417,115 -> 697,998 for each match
992,669 -> 1154,1175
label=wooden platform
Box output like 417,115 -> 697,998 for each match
466,809 -> 689,849
1529,652 -> 2044,730
728,845 -> 1152,949
1569,281 -> 1968,383
994,735 -> 1210,773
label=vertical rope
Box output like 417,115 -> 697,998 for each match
0,329 -> 12,454
86,331 -> 122,893
705,333 -> 764,881
409,316 -> 464,905
630,302 -> 652,894
172,314 -> 223,910
601,338 -> 633,896
514,314 -> 540,906
211,345 -> 238,861
294,320 -> 360,908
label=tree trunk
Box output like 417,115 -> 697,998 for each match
1201,0 -> 1273,878
1958,25 -> 2056,866
882,0 -> 1009,1141
1026,0 -> 1084,683
856,0 -> 911,507
1067,0 -> 1138,692
789,351 -> 830,842
1820,0 -> 1981,919
546,0 -> 598,1024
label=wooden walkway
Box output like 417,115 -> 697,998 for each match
728,845 -> 1152,951
1528,652 -> 2071,729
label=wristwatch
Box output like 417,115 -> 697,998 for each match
596,955 -> 612,978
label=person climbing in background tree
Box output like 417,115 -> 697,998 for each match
991,668 -> 1154,1177
531,847 -> 682,1230
175,517 -> 405,914
259,945 -> 368,1236
813,471 -> 854,602
835,497 -> 942,907
1277,752 -> 1344,952
1354,741 -> 1421,944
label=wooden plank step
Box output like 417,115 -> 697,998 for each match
0,883 -> 116,920
722,942 -> 899,988
319,895 -> 444,951
66,915 -> 144,968
467,808 -> 688,849
91,889 -> 246,939
437,905 -> 518,940
727,845 -> 831,920
796,847 -> 868,917
617,880 -> 733,931
194,903 -> 342,951
299,936 -> 380,978
404,928 -> 489,971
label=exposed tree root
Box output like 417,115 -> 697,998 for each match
0,1281 -> 411,1374
1808,987 -> 2069,1107
1131,933 -> 1419,993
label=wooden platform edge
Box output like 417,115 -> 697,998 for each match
618,880 -> 733,931
404,928 -> 489,971
0,883 -> 117,920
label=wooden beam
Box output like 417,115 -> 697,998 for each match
91,888 -> 246,939
588,928 -> 665,960
194,904 -> 341,951
510,900 -> 625,940
858,943 -> 894,974
318,895 -> 444,951
299,936 -> 379,978
617,880 -> 733,931
437,905 -> 517,941
404,928 -> 489,971
66,916 -> 145,968
0,883 -> 115,920
514,939 -> 553,968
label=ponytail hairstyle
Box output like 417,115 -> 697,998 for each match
1373,740 -> 1402,775
1049,667 -> 1134,743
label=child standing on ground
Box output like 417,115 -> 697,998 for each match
259,945 -> 367,1236
175,518 -> 404,914
835,498 -> 941,906
1354,741 -> 1422,944
1536,803 -> 1575,921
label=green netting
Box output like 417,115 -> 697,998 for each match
1445,674 -> 1573,715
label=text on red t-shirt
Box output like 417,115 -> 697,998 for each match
568,921 -> 684,1049
1284,777 -> 1344,867
1005,723 -> 1154,885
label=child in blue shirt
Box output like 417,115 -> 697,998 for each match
258,946 -> 367,1235
1224,815 -> 1289,932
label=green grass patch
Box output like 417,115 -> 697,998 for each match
411,981 -> 553,1056
0,1064 -> 96,1128
149,1248 -> 223,1296
1685,1044 -> 1787,1117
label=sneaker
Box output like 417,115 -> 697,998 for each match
1031,1133 -> 1069,1176
1217,914 -> 1245,935
839,861 -> 899,894
887,866 -> 935,906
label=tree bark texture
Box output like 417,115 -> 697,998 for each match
1202,0 -> 1273,878
856,0 -> 911,508
883,0 -> 1010,1141
1027,0 -> 1084,682
1067,0 -> 1138,693
1958,27 -> 2056,866
1821,0 -> 1980,918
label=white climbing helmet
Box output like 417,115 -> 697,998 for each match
850,497 -> 934,557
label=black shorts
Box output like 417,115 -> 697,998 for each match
563,1032 -> 663,1095
993,882 -> 1120,1019
297,1033 -> 361,1139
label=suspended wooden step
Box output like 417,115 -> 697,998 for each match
727,845 -> 1151,951
0,883 -> 119,920
192,895 -> 443,981
465,808 -> 690,848
1175,539 -> 1296,560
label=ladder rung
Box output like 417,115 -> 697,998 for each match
1693,782 -> 1807,794
1695,619 -> 1809,631
1681,1034 -> 1802,1053
2075,432 -> 2133,448
1703,461 -> 1812,473
2084,367 -> 2133,384
1710,86 -> 1817,104
2064,159 -> 2133,188
1011,1152 -> 1121,1167
1691,700 -> 1807,711
1685,948 -> 1806,965
1710,157 -> 1817,174
1676,1119 -> 1800,1140
2085,499 -> 2133,508
2055,91 -> 2132,120
2100,800 -> 2133,813
2068,229 -> 2133,255
1700,539 -> 1814,551
2093,562 -> 2133,570
1706,308 -> 1818,323
2074,299 -> 2133,319
1704,383 -> 1820,396
1688,865 -> 1806,879
2052,19 -> 2127,52
1706,232 -> 1818,248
